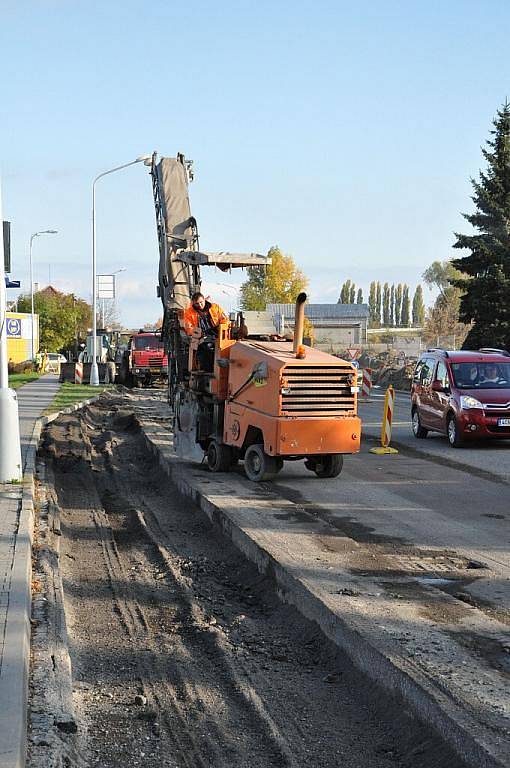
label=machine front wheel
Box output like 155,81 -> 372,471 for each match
207,440 -> 233,472
244,444 -> 282,482
313,454 -> 343,479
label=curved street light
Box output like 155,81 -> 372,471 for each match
91,155 -> 151,386
30,229 -> 58,359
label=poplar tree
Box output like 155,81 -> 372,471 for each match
356,288 -> 363,304
401,285 -> 411,326
376,282 -> 382,325
382,283 -> 390,326
452,102 -> 510,348
390,284 -> 395,327
368,281 -> 377,325
395,283 -> 403,327
349,283 -> 356,304
412,285 -> 425,326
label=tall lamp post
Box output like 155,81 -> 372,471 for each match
30,229 -> 58,359
0,175 -> 22,481
91,155 -> 150,386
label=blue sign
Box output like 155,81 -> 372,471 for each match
6,318 -> 21,337
4,277 -> 20,288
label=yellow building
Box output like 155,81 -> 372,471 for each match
6,312 -> 39,364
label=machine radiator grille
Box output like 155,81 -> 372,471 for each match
281,365 -> 355,415
149,357 -> 164,367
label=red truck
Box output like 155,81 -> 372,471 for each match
119,331 -> 168,388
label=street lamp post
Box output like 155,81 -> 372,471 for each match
91,156 -> 150,386
29,229 -> 57,359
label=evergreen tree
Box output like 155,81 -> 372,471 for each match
356,288 -> 363,304
390,284 -> 395,327
368,281 -> 377,325
401,285 -> 411,326
395,283 -> 403,326
451,102 -> 510,348
349,283 -> 356,304
412,284 -> 425,326
382,282 -> 390,326
376,282 -> 382,325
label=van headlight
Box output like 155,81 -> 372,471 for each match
460,395 -> 483,409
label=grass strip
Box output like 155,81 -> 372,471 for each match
44,381 -> 112,414
8,373 -> 40,389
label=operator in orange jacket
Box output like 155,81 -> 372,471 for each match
183,291 -> 228,370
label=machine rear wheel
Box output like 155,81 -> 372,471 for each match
313,454 -> 343,478
207,440 -> 233,472
244,444 -> 281,482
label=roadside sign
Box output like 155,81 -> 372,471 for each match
97,274 -> 115,299
3,221 -> 10,273
346,347 -> 360,360
6,317 -> 21,337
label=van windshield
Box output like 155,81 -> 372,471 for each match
451,362 -> 510,389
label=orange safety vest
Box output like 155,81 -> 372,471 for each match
183,302 -> 227,335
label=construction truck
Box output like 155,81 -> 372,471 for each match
118,330 -> 168,388
148,153 -> 361,481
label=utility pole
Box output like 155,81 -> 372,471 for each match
0,176 -> 22,482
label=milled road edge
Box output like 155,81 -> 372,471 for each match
0,397 -> 98,768
139,419 -> 507,768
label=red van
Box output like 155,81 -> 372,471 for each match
411,348 -> 510,447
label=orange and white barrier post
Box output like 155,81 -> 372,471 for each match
370,384 -> 398,455
75,361 -> 83,385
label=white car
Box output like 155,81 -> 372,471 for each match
47,353 -> 67,364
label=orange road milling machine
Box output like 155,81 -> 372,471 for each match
148,153 -> 361,481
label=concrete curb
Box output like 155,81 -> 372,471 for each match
138,419 -> 508,768
0,396 -> 99,768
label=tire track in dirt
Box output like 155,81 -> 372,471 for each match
29,396 -> 468,768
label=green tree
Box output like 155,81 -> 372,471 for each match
356,287 -> 363,304
349,283 -> 356,304
382,282 -> 390,326
17,287 -> 92,352
390,284 -> 395,326
395,283 -> 403,326
401,285 -> 411,326
423,261 -> 469,344
368,281 -> 377,326
339,279 -> 351,303
376,282 -> 381,325
451,102 -> 510,349
240,246 -> 308,310
412,285 -> 425,327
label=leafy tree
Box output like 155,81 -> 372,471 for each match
356,288 -> 363,304
339,279 -> 351,303
17,287 -> 92,353
451,102 -> 510,349
382,282 -> 390,326
240,246 -> 308,310
390,284 -> 395,326
395,283 -> 403,326
368,281 -> 377,326
401,285 -> 411,326
423,260 -> 469,344
376,282 -> 381,324
349,283 -> 356,304
412,285 -> 425,327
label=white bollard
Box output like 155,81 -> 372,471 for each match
0,389 -> 22,482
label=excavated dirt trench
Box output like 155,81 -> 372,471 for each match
28,397 -> 467,768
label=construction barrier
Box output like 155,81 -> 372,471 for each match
361,368 -> 372,400
75,361 -> 83,385
369,384 -> 398,455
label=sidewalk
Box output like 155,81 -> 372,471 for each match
0,375 -> 60,768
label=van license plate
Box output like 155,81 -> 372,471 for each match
497,418 -> 510,426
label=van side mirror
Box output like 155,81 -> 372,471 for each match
432,380 -> 447,392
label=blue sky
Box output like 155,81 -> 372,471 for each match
2,0 -> 510,326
